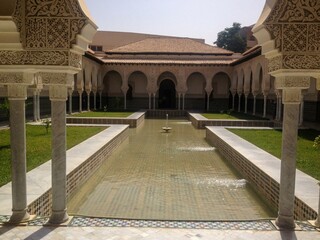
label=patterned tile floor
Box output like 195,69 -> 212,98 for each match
1,215 -> 319,232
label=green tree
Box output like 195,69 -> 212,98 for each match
214,22 -> 247,53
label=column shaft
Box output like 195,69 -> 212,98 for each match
244,95 -> 248,113
275,103 -> 300,229
238,94 -> 241,112
263,95 -> 267,118
9,100 -> 30,223
78,92 -> 82,112
33,92 -> 37,122
37,93 -> 41,121
253,96 -> 256,115
48,100 -> 69,224
68,91 -> 73,115
87,92 -> 90,111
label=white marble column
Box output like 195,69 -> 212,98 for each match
206,92 -> 210,112
275,89 -> 301,229
253,95 -> 257,115
148,93 -> 151,110
33,90 -> 37,122
93,91 -> 97,110
8,85 -> 30,223
182,93 -> 185,110
263,94 -> 267,118
99,91 -> 102,110
86,91 -> 90,111
36,92 -> 41,121
244,94 -> 248,114
68,89 -> 73,115
48,85 -> 69,224
237,93 -> 241,112
232,93 -> 235,110
124,93 -> 127,110
78,90 -> 82,112
299,96 -> 304,126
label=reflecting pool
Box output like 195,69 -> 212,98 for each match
67,119 -> 274,220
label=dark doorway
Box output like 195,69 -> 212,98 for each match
158,80 -> 176,109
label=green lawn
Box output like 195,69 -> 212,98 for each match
202,112 -> 267,120
71,111 -> 134,118
0,125 -> 106,187
228,128 -> 320,180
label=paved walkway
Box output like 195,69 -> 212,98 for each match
0,224 -> 319,240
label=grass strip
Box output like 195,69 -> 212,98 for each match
0,125 -> 106,187
70,111 -> 133,118
202,112 -> 267,120
228,128 -> 320,180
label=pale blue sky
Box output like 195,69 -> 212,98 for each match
85,0 -> 266,45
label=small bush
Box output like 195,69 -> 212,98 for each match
314,135 -> 320,150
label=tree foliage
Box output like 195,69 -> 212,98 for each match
214,22 -> 247,53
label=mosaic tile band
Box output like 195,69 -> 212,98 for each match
1,215 -> 319,232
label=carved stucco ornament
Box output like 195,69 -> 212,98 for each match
253,0 -> 320,74
1,0 -> 97,73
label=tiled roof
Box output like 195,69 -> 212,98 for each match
98,58 -> 233,65
107,37 -> 233,55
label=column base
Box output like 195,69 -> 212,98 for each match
9,209 -> 30,224
275,214 -> 296,229
48,210 -> 69,224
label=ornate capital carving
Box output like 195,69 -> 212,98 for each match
39,72 -> 74,86
268,55 -> 282,72
274,76 -> 310,90
0,72 -> 35,85
282,89 -> 302,104
0,72 -> 24,84
7,85 -> 27,100
49,85 -> 68,101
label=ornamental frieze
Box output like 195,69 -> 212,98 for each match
0,51 -> 69,65
266,0 -> 320,23
283,54 -> 320,69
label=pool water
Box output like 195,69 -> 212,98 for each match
67,119 -> 274,220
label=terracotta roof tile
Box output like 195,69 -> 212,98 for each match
99,58 -> 233,65
107,37 -> 233,55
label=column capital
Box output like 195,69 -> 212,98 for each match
49,85 -> 68,101
39,72 -> 74,87
0,72 -> 36,85
7,85 -> 27,100
282,89 -> 302,105
274,76 -> 310,90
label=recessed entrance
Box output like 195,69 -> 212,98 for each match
158,80 -> 176,109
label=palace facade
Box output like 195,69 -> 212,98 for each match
71,31 -> 320,122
